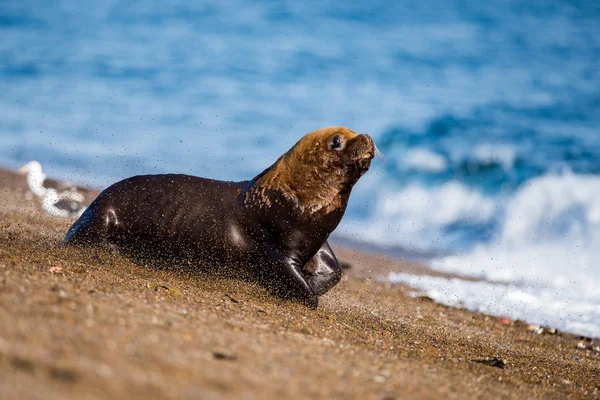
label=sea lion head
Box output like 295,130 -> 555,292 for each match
291,126 -> 375,185
252,127 -> 375,213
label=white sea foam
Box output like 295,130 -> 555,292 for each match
473,144 -> 516,171
403,148 -> 447,172
387,273 -> 600,338
500,172 -> 600,246
382,173 -> 600,338
431,173 -> 600,285
339,180 -> 496,251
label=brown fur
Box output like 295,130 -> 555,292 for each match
249,127 -> 372,214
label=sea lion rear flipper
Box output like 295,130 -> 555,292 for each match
61,202 -> 110,246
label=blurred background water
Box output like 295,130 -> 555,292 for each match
2,0 -> 600,336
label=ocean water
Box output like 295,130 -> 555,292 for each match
2,1 -> 600,336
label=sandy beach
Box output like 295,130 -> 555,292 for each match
0,168 -> 599,399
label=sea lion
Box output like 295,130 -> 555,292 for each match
62,126 -> 375,308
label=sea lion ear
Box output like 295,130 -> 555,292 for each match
310,140 -> 320,155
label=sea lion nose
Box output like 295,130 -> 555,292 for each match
358,134 -> 375,158
364,133 -> 375,148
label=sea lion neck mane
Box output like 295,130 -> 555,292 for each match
249,126 -> 374,214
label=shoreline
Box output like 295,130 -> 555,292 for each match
1,168 -> 599,399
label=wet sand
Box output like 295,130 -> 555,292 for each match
0,169 -> 599,399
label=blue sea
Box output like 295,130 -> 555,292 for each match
2,0 -> 600,336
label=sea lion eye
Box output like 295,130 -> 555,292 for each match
330,135 -> 343,150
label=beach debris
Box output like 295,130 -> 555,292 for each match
299,327 -> 311,335
48,266 -> 63,274
526,324 -> 559,335
499,317 -> 513,325
577,340 -> 600,353
471,357 -> 506,369
151,284 -> 180,295
223,293 -> 239,303
19,160 -> 86,218
212,351 -> 237,361
49,366 -> 79,383
10,356 -> 35,373
527,324 -> 558,335
527,324 -> 544,334
416,295 -> 434,302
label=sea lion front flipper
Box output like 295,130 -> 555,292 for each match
303,241 -> 343,296
275,257 -> 319,309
